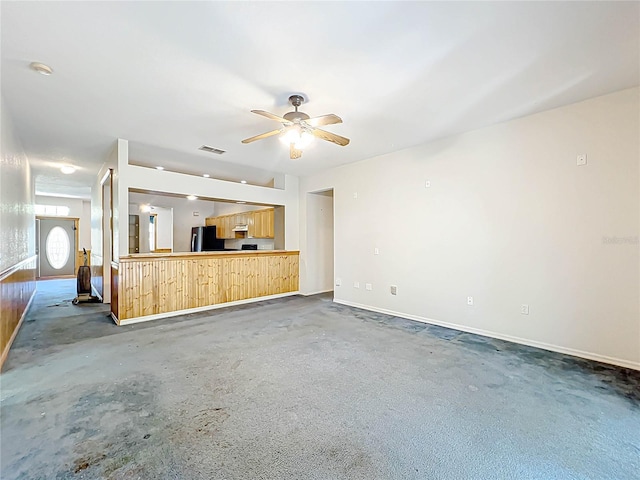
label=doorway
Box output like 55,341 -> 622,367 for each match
38,218 -> 77,278
306,189 -> 334,295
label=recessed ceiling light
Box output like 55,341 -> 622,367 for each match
187,195 -> 197,201
203,174 -> 210,178
236,201 -> 246,204
60,165 -> 76,175
155,166 -> 164,170
240,180 -> 247,184
30,62 -> 53,75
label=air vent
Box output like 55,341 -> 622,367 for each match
199,145 -> 226,155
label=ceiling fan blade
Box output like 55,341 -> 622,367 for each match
290,143 -> 303,159
241,129 -> 282,144
311,128 -> 350,146
251,110 -> 291,124
305,114 -> 343,127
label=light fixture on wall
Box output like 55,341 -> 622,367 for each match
60,165 -> 76,174
30,62 -> 53,75
140,204 -> 151,213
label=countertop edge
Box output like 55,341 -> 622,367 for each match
119,250 -> 299,261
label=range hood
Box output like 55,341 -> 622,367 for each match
232,224 -> 249,232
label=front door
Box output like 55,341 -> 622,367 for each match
39,218 -> 76,277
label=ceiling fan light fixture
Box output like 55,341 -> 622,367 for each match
280,128 -> 313,150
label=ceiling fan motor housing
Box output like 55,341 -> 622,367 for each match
283,111 -> 310,122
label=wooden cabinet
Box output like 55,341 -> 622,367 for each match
247,208 -> 274,238
205,208 -> 274,240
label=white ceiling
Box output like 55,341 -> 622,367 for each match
2,1 -> 638,199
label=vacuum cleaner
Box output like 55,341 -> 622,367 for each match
73,248 -> 100,304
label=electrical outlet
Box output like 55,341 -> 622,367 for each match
390,285 -> 397,295
335,278 -> 342,286
467,296 -> 474,306
353,281 -> 360,289
520,304 -> 529,315
577,154 -> 587,166
365,283 -> 372,291
374,248 -> 379,255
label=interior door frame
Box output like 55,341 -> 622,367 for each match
149,213 -> 158,252
36,216 -> 79,278
101,168 -> 114,303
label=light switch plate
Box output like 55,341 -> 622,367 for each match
425,180 -> 431,188
335,278 -> 342,286
365,283 -> 372,291
520,304 -> 529,315
353,281 -> 360,288
577,154 -> 587,166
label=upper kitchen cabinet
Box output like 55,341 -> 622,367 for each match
206,207 -> 274,240
249,208 -> 274,239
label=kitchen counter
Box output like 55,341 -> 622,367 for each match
112,250 -> 299,324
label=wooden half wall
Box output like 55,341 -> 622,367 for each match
115,251 -> 299,323
0,256 -> 37,368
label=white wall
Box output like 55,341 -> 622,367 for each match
0,95 -> 34,271
171,199 -> 215,253
300,87 -> 640,369
215,203 -> 264,216
36,195 -> 91,250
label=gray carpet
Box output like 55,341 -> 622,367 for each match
1,279 -> 638,479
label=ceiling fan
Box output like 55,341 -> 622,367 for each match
242,95 -> 350,159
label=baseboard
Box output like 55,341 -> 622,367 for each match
302,289 -> 334,296
118,291 -> 300,326
0,286 -> 37,370
334,299 -> 640,371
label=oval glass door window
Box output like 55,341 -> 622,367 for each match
45,226 -> 70,270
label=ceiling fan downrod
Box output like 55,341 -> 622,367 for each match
289,94 -> 304,112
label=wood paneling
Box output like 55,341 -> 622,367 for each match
117,251 -> 299,321
111,263 -> 119,321
0,256 -> 37,368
